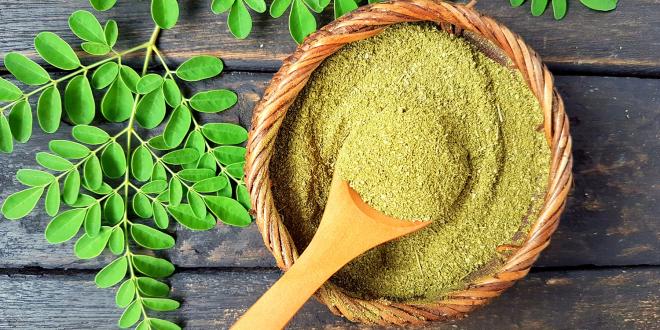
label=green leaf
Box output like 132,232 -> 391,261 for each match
131,146 -> 153,182
184,130 -> 205,153
510,0 -> 526,6
245,0 -> 267,12
218,180 -> 233,197
4,52 -> 50,85
0,77 -> 22,102
130,223 -> 175,249
45,182 -> 61,216
212,0 -> 235,13
192,175 -> 229,193
226,162 -> 245,179
177,168 -> 215,182
188,190 -> 206,218
137,74 -> 164,94
64,75 -> 95,125
580,0 -> 617,11
531,0 -> 548,15
45,208 -> 86,243
136,89 -> 166,129
168,177 -> 183,206
34,32 -> 81,70
0,115 -> 13,153
37,86 -> 62,133
71,194 -> 96,207
95,256 -> 128,288
152,162 -> 167,181
82,42 -> 111,56
133,192 -> 153,218
213,146 -> 246,165
63,170 -> 81,205
270,0 -> 291,17
116,279 -> 136,308
289,0 -> 316,44
132,255 -> 175,278
152,0 -> 180,29
73,125 -> 111,145
205,196 -> 252,227
92,62 -> 119,89
85,202 -> 102,236
90,0 -> 117,11
137,277 -> 170,297
102,77 -> 134,122
236,184 -> 251,210
148,135 -> 174,150
101,142 -> 127,178
118,300 -> 141,328
50,140 -> 91,159
109,227 -> 125,254
149,319 -> 181,330
228,0 -> 252,40
303,0 -> 325,12
120,66 -> 141,93
176,55 -> 224,82
8,101 -> 32,143
90,182 -> 114,195
1,186 -> 44,220
143,298 -> 180,311
36,152 -> 73,171
69,10 -> 106,43
162,79 -> 182,107
153,202 -> 169,229
162,148 -> 200,165
104,193 -> 125,225
163,105 -> 191,147
334,0 -> 357,18
168,204 -> 216,230
202,123 -> 247,145
141,180 -> 168,194
105,20 -> 119,47
189,90 -> 237,113
74,226 -> 112,259
83,155 -> 103,190
17,169 -> 55,186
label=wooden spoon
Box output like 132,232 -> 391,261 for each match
232,172 -> 430,330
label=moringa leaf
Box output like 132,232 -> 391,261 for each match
45,182 -> 61,216
162,79 -> 181,107
8,101 -> 33,143
269,0 -> 291,18
85,202 -> 102,236
101,142 -> 127,178
45,208 -> 86,243
37,86 -> 62,133
141,180 -> 168,194
130,223 -> 175,249
133,192 -> 153,218
162,148 -> 200,165
163,105 -> 191,147
49,140 -> 91,159
289,0 -> 316,44
71,194 -> 96,207
152,163 -> 168,181
90,0 -> 117,11
83,154 -> 103,190
204,195 -> 252,227
152,0 -> 180,29
245,0 -> 267,13
132,255 -> 175,278
142,298 -> 180,311
64,75 -> 95,125
553,0 -> 567,19
0,77 -> 22,102
16,169 -> 55,187
236,184 -> 251,210
167,204 -> 216,230
37,152 -> 74,171
136,74 -> 164,94
120,66 -> 141,93
118,300 -> 141,329
63,170 -> 81,205
212,0 -> 235,13
510,0 -> 526,6
4,52 -> 50,85
168,177 -> 183,206
213,146 -> 246,165
82,42 -> 112,56
73,125 -> 111,145
189,89 -> 237,113
580,0 -> 617,11
192,175 -> 228,193
136,89 -> 166,129
92,62 -> 120,89
334,0 -> 357,18
34,32 -> 81,70
136,277 -> 170,297
75,226 -> 112,259
226,161 -> 245,179
531,0 -> 548,16
104,193 -> 124,225
105,20 -> 119,47
116,279 -> 136,308
102,77 -> 134,122
131,146 -> 153,182
69,10 -> 106,44
109,227 -> 125,254
0,115 -> 13,153
176,56 -> 223,82
152,202 -> 169,229
95,256 -> 128,288
184,130 -> 205,153
149,319 -> 181,330
177,168 -> 215,182
187,190 -> 206,218
1,186 -> 44,220
202,123 -> 248,145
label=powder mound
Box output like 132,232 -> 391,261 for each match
270,23 -> 550,301
335,108 -> 469,222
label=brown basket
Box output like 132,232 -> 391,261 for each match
245,0 -> 573,325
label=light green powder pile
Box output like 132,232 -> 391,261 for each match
270,23 -> 550,300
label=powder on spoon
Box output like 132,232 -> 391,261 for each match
270,23 -> 550,300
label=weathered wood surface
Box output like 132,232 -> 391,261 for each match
1,0 -> 659,75
1,73 -> 658,269
0,268 -> 657,329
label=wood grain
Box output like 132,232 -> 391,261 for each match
0,73 -> 657,270
0,0 -> 659,75
0,267 -> 657,329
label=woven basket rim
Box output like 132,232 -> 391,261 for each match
245,0 -> 573,325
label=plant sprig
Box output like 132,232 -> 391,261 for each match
510,0 -> 618,20
1,5 -> 251,329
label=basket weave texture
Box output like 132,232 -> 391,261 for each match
244,0 -> 573,325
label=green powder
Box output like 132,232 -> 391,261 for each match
270,23 -> 550,300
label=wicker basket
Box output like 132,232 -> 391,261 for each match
245,0 -> 573,325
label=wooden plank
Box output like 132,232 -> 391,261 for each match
0,267 -> 657,329
0,1 -> 659,74
0,74 -> 658,269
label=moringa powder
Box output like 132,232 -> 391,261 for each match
270,23 -> 550,301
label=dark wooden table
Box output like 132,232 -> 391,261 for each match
0,1 -> 658,329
